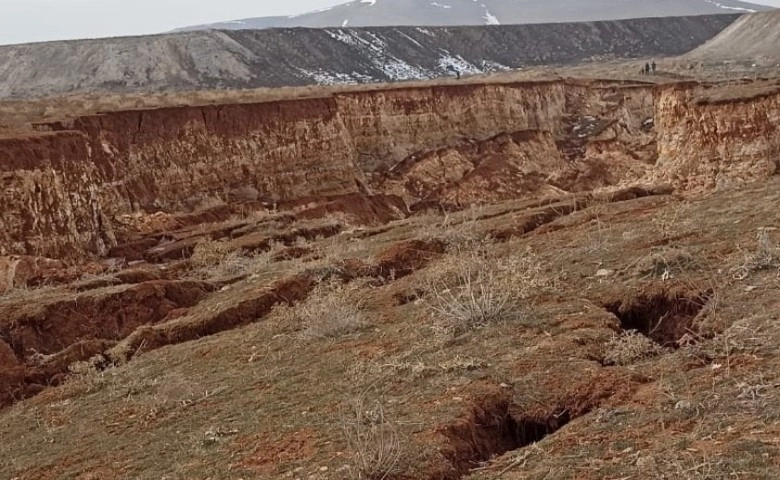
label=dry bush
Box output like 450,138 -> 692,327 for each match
190,239 -> 237,268
603,331 -> 666,366
417,209 -> 487,252
686,316 -> 772,366
731,229 -> 780,279
584,195 -> 614,252
189,239 -> 273,280
652,201 -> 690,241
422,242 -> 543,336
66,360 -> 108,394
341,395 -> 404,480
294,281 -> 369,340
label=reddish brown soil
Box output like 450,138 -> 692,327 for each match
0,73 -> 779,480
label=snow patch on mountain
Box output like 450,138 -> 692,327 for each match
703,0 -> 756,12
484,10 -> 500,24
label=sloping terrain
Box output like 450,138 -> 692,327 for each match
179,0 -> 770,30
0,55 -> 779,478
0,15 -> 740,98
0,138 -> 778,479
687,9 -> 780,61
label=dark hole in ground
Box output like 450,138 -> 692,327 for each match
439,393 -> 582,478
603,289 -> 712,348
394,288 -> 423,305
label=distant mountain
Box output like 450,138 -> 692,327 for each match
176,0 -> 772,31
687,9 -> 780,61
0,14 -> 740,98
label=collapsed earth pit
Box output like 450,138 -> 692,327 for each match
437,388 -> 606,479
602,286 -> 713,348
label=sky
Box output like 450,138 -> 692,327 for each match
0,0 -> 346,45
0,0 -> 779,46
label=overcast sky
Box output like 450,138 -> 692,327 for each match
0,0 -> 346,45
1,0 -> 779,46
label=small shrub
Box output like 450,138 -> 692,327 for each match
190,239 -> 236,268
603,331 -> 665,366
297,282 -> 368,339
190,239 -> 271,280
652,201 -> 690,241
731,229 -> 780,279
423,244 -> 543,336
341,395 -> 403,480
686,316 -> 770,364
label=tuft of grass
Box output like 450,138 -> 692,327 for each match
189,239 -> 273,280
602,331 -> 666,366
190,239 -> 237,269
294,281 -> 369,340
341,395 -> 404,480
422,242 -> 543,336
731,229 -> 780,280
652,201 -> 690,241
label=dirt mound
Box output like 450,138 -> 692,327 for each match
293,194 -> 408,225
687,10 -> 780,62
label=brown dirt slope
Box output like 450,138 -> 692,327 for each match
0,69 -> 778,479
0,173 -> 778,480
687,9 -> 780,62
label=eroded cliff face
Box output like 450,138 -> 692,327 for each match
337,82 -> 568,173
653,86 -> 780,192
0,79 -> 777,261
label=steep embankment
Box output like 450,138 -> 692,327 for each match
0,82 -> 569,259
0,79 -> 777,262
0,14 -> 740,98
652,84 -> 780,191
687,9 -> 780,61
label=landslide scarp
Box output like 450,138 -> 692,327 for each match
1,78 -> 778,262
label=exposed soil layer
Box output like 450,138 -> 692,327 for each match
2,77 -> 778,262
437,371 -> 641,478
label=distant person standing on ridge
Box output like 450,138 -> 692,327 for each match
645,63 -> 651,75
651,60 -> 657,74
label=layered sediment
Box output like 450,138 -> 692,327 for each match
0,79 -> 777,260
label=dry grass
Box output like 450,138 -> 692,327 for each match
652,201 -> 690,241
341,394 -> 404,480
603,331 -> 666,366
290,281 -> 369,340
0,283 -> 65,303
422,242 -> 543,336
190,239 -> 237,269
686,316 -> 774,370
731,228 -> 780,280
189,238 -> 275,280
